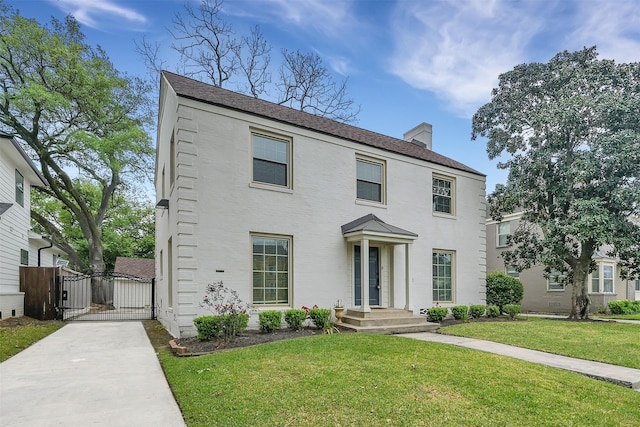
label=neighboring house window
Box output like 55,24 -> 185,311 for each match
635,279 -> 640,292
590,262 -> 615,293
432,175 -> 454,214
547,269 -> 565,291
252,132 -> 291,187
15,170 -> 24,207
20,249 -> 29,265
506,266 -> 519,278
433,250 -> 454,302
497,222 -> 510,246
252,235 -> 290,305
356,157 -> 385,203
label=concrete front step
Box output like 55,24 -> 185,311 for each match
346,308 -> 416,319
341,314 -> 430,327
337,321 -> 439,334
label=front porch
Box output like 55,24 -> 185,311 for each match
337,308 -> 439,334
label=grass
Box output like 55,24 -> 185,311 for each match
439,317 -> 640,368
596,313 -> 640,321
159,334 -> 640,427
0,323 -> 64,362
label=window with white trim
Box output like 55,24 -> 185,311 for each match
506,266 -> 519,279
635,279 -> 640,292
252,132 -> 291,188
590,262 -> 615,293
497,222 -> 510,247
252,234 -> 291,305
432,175 -> 454,214
15,169 -> 24,207
20,249 -> 28,265
547,269 -> 565,291
356,157 -> 385,203
433,250 -> 454,302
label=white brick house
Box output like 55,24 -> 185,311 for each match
0,133 -> 46,319
155,72 -> 487,338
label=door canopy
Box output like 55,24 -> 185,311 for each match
341,214 -> 418,243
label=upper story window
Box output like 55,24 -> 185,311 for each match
497,222 -> 510,246
15,169 -> 24,207
432,175 -> 454,215
590,262 -> 615,293
356,157 -> 385,203
547,269 -> 565,291
252,132 -> 291,188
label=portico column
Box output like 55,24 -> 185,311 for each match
361,238 -> 371,312
404,243 -> 412,311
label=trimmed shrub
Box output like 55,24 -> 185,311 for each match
486,272 -> 524,311
469,304 -> 486,319
451,305 -> 469,321
308,308 -> 332,330
608,300 -> 640,315
259,310 -> 282,333
486,305 -> 500,318
426,307 -> 448,322
503,304 -> 521,320
284,309 -> 307,330
194,315 -> 223,341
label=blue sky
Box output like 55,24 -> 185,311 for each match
8,0 -> 640,192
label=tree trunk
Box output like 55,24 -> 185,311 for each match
569,260 -> 591,319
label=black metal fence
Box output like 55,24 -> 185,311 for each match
57,272 -> 155,321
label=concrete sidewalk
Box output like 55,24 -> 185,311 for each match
400,332 -> 640,390
0,322 -> 185,427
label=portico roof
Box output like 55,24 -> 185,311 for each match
341,214 -> 417,243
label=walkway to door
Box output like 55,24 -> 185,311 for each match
0,322 -> 185,426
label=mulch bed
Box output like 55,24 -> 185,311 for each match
172,327 -> 345,356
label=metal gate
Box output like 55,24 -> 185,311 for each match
57,272 -> 155,321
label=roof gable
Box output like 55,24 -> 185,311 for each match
0,133 -> 46,186
161,71 -> 484,176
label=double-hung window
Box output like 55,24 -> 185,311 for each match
15,170 -> 24,207
433,250 -> 454,302
252,132 -> 291,188
547,269 -> 565,291
252,235 -> 291,305
591,262 -> 615,293
432,175 -> 454,214
356,157 -> 385,203
497,222 -> 510,246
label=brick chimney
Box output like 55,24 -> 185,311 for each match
403,122 -> 432,150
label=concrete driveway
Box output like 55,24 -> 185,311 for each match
0,322 -> 185,426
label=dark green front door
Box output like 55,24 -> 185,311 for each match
354,246 -> 380,306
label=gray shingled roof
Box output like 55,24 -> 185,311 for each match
113,257 -> 155,279
342,214 -> 418,237
162,71 -> 484,176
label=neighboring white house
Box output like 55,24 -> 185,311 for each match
0,133 -> 47,319
155,72 -> 487,338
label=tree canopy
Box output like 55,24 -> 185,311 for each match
136,0 -> 359,123
0,4 -> 154,274
472,47 -> 640,319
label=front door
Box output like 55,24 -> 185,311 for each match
354,246 -> 380,306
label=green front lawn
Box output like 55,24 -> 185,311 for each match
159,334 -> 640,427
596,313 -> 640,321
439,317 -> 640,369
0,323 -> 64,362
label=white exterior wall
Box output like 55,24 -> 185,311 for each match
0,141 -> 36,318
156,81 -> 486,337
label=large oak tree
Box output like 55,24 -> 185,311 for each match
0,5 -> 154,280
472,47 -> 640,319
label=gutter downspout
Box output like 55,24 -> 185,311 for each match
38,238 -> 53,266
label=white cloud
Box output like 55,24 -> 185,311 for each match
388,0 -> 640,118
568,0 -> 640,64
49,0 -> 147,29
389,0 -> 544,118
